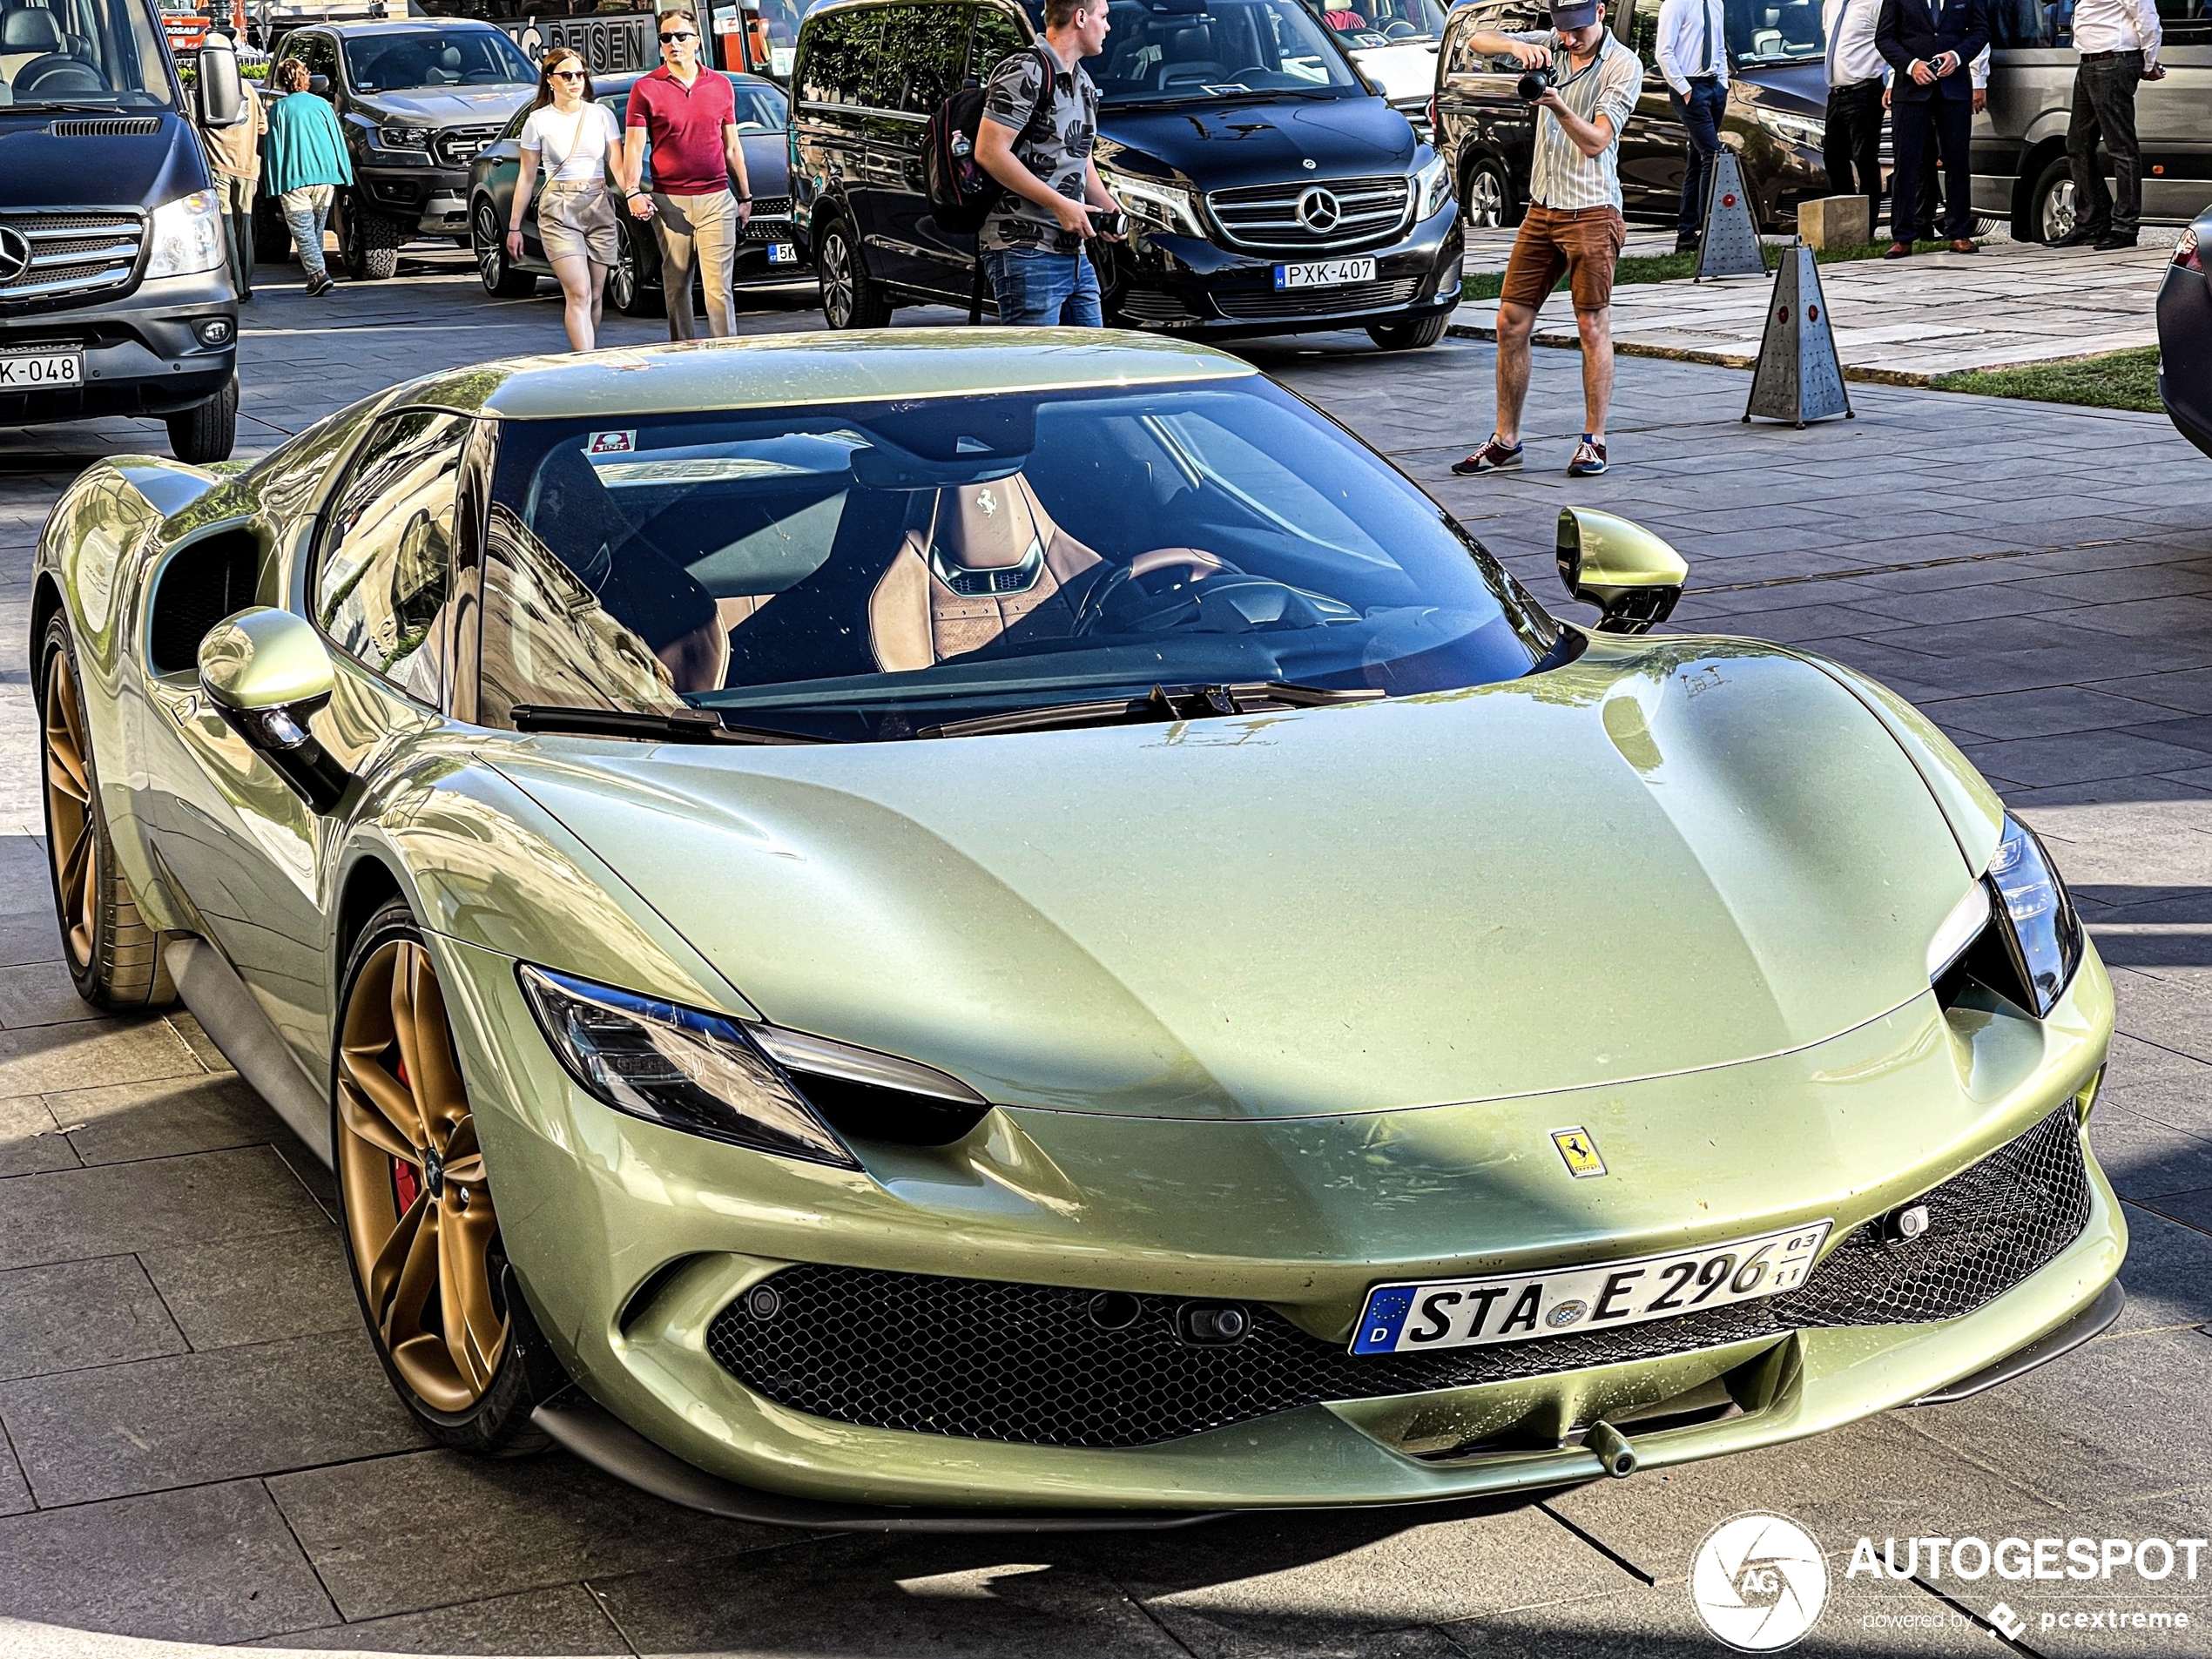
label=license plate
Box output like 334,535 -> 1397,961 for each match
1350,1221 -> 1833,1354
766,242 -> 798,263
1274,257 -> 1376,290
0,349 -> 83,388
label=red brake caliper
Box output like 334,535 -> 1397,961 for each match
391,1056 -> 421,1210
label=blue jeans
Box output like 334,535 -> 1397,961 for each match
280,185 -> 333,280
982,246 -> 1102,327
1672,79 -> 1728,239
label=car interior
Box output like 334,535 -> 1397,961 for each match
0,0 -> 146,100
343,30 -> 530,91
1092,0 -> 1347,97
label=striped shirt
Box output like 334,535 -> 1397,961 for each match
1507,30 -> 1643,213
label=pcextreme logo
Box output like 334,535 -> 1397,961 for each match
1689,1512 -> 1831,1651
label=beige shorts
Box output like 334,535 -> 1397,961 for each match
539,180 -> 619,266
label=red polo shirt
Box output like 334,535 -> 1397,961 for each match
624,65 -> 737,196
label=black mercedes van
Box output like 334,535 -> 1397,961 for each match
0,0 -> 243,461
789,0 -> 1462,347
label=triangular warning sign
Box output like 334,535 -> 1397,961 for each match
1695,150 -> 1765,281
1743,246 -> 1853,428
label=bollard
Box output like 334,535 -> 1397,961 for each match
1797,193 -> 1871,251
1693,150 -> 1766,280
1743,244 -> 1853,428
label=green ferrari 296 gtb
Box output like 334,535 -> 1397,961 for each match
31,331 -> 2122,1527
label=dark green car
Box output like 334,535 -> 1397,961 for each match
466,69 -> 800,317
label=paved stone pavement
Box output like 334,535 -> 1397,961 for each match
1452,235 -> 2168,381
1,249 -> 2209,1659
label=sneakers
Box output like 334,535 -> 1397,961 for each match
1451,435 -> 1524,475
306,272 -> 337,296
1568,434 -> 1608,476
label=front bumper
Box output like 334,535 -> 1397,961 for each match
442,934 -> 2120,1514
0,268 -> 236,424
354,162 -> 473,235
1108,199 -> 1461,341
2157,256 -> 2212,462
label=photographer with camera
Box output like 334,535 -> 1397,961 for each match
1451,0 -> 1642,479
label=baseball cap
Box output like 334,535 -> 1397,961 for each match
1550,0 -> 1603,24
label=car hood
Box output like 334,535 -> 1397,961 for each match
497,637 -> 1978,1122
353,85 -> 532,125
1731,61 -> 1831,120
0,111 -> 201,209
1097,91 -> 1416,192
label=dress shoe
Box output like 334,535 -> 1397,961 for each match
1949,239 -> 1979,254
1674,237 -> 1699,255
2048,226 -> 2104,248
2094,232 -> 2139,251
1882,240 -> 1913,260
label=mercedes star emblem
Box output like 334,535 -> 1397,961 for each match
1294,187 -> 1342,233
0,226 -> 30,286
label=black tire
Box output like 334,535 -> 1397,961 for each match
816,216 -> 890,329
341,197 -> 403,280
607,219 -> 663,317
37,615 -> 176,1012
471,197 -> 536,298
165,374 -> 238,465
253,200 -> 292,263
2030,156 -> 2077,246
333,899 -> 564,1456
1367,313 -> 1450,351
1460,154 -> 1514,230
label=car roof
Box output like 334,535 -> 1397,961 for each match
404,330 -> 1256,421
308,17 -> 510,32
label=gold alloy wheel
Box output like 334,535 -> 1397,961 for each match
336,937 -> 509,1414
42,645 -> 98,972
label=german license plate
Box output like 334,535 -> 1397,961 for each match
766,242 -> 798,264
1350,1221 -> 1832,1354
1274,257 -> 1376,290
0,348 -> 83,388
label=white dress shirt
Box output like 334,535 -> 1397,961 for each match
2072,0 -> 2161,66
1656,0 -> 1730,96
1821,0 -> 1884,84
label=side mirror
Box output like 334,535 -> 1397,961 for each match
199,608 -> 354,813
1555,508 -> 1687,635
198,31 -> 246,127
308,74 -> 331,97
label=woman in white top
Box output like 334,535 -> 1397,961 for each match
508,50 -> 628,351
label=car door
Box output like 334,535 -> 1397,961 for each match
1616,0 -> 1689,213
1437,0 -> 1542,219
873,2 -> 982,298
797,7 -> 887,261
2138,0 -> 2212,224
475,105 -> 543,270
140,408 -> 469,1076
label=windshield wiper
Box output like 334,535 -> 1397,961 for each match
918,680 -> 1381,741
12,100 -> 139,113
508,705 -> 828,745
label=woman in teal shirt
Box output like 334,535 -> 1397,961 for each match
263,60 -> 354,296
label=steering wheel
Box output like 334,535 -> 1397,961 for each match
1227,65 -> 1272,81
1382,20 -> 1420,37
1073,548 -> 1243,636
17,56 -> 107,95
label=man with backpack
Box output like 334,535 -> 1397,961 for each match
972,0 -> 1124,325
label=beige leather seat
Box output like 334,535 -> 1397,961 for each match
867,475 -> 1103,672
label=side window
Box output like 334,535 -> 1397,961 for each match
303,32 -> 341,88
885,4 -> 970,111
316,409 -> 473,705
799,8 -> 876,103
968,3 -> 1027,76
1629,0 -> 1659,66
2155,0 -> 2207,43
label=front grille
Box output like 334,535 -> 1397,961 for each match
1207,174 -> 1411,252
1214,277 -> 1422,321
1118,285 -> 1197,323
0,210 -> 144,311
50,118 -> 161,137
432,125 -> 499,169
706,1105 -> 2091,1449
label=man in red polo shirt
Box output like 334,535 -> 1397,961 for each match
622,8 -> 753,340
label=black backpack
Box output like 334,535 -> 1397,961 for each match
921,42 -> 1059,236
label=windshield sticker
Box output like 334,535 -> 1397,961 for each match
585,429 -> 637,455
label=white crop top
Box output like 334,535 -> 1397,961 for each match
519,103 -> 620,184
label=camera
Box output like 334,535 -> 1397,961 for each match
1516,65 -> 1554,101
1090,207 -> 1130,239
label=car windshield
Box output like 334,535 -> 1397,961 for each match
342,28 -> 534,91
1050,0 -> 1363,104
0,0 -> 173,107
1313,0 -> 1450,50
479,377 -> 1558,742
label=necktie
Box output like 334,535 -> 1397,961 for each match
1696,0 -> 1712,75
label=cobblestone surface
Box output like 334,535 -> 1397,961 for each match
0,248 -> 2208,1657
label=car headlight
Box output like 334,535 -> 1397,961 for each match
519,964 -> 858,1167
1414,151 -> 1452,219
1986,814 -> 2084,1015
1104,171 -> 1206,238
377,124 -> 432,151
1753,108 -> 1825,149
145,190 -> 226,280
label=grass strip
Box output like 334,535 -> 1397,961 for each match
1930,347 -> 2162,413
1460,239 -> 1959,301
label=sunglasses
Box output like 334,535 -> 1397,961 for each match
658,30 -> 696,42
550,68 -> 585,78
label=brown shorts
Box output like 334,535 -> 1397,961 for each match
1498,204 -> 1628,314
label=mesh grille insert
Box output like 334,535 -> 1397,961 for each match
706,1106 -> 2091,1449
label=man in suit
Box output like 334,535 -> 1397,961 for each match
1875,0 -> 1989,255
